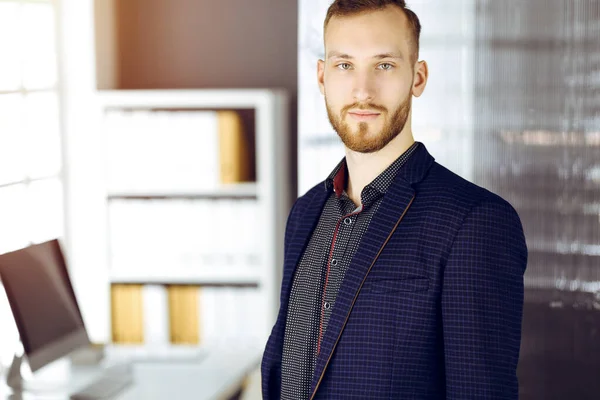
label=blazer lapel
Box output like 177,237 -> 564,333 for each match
309,143 -> 435,398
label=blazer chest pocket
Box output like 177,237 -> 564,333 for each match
363,277 -> 429,294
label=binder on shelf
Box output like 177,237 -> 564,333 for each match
111,284 -> 144,344
221,287 -> 238,343
218,111 -> 252,184
107,284 -> 267,349
245,287 -> 264,346
192,199 -> 211,267
105,109 -> 221,192
190,111 -> 220,189
236,288 -> 252,346
243,199 -> 261,267
167,285 -> 200,345
199,286 -> 218,346
217,199 -> 236,267
229,199 -> 245,268
142,284 -> 169,346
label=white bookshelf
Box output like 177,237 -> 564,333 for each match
96,89 -> 290,344
109,265 -> 261,286
107,182 -> 258,199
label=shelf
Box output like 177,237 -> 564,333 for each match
109,265 -> 261,286
97,89 -> 288,109
107,182 -> 258,200
103,344 -> 264,363
92,89 -> 290,343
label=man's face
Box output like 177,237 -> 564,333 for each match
318,6 -> 419,153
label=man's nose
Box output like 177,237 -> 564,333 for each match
351,71 -> 376,103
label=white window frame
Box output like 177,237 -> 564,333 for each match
0,0 -> 66,368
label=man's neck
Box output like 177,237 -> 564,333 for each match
345,130 -> 415,206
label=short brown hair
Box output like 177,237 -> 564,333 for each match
324,0 -> 422,62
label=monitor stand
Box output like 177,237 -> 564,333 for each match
6,353 -> 31,391
5,348 -> 71,395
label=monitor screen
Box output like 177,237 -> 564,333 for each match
0,239 -> 90,372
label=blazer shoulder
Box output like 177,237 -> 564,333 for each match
422,162 -> 520,217
421,162 -> 526,260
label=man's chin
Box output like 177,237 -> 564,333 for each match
343,142 -> 383,154
344,129 -> 380,141
337,133 -> 381,152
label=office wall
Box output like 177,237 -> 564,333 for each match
110,0 -> 298,93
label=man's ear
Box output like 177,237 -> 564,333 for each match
412,60 -> 429,97
317,59 -> 325,95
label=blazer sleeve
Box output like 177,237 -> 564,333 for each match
441,199 -> 528,399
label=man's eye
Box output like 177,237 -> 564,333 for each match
337,63 -> 351,70
378,63 -> 393,70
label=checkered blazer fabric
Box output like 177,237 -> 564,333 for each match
261,143 -> 528,399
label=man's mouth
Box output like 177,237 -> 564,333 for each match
347,110 -> 381,121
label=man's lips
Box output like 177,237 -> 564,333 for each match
347,110 -> 381,121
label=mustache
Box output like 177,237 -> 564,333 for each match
342,103 -> 387,114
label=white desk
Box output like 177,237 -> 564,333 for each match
0,347 -> 261,400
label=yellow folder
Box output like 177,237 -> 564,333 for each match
218,111 -> 252,184
167,285 -> 200,345
111,284 -> 144,344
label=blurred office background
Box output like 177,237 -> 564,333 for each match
0,0 -> 598,399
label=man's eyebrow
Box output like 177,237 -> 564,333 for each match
327,51 -> 353,59
373,52 -> 403,60
326,51 -> 403,60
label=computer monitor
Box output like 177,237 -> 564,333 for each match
0,239 -> 90,373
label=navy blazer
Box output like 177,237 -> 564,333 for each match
262,143 -> 528,399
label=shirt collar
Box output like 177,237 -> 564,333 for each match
324,142 -> 420,202
324,157 -> 347,197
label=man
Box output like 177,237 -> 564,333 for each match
262,0 -> 528,399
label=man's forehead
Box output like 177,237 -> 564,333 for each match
325,6 -> 411,34
324,9 -> 412,53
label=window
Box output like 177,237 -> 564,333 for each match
0,0 -> 63,368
